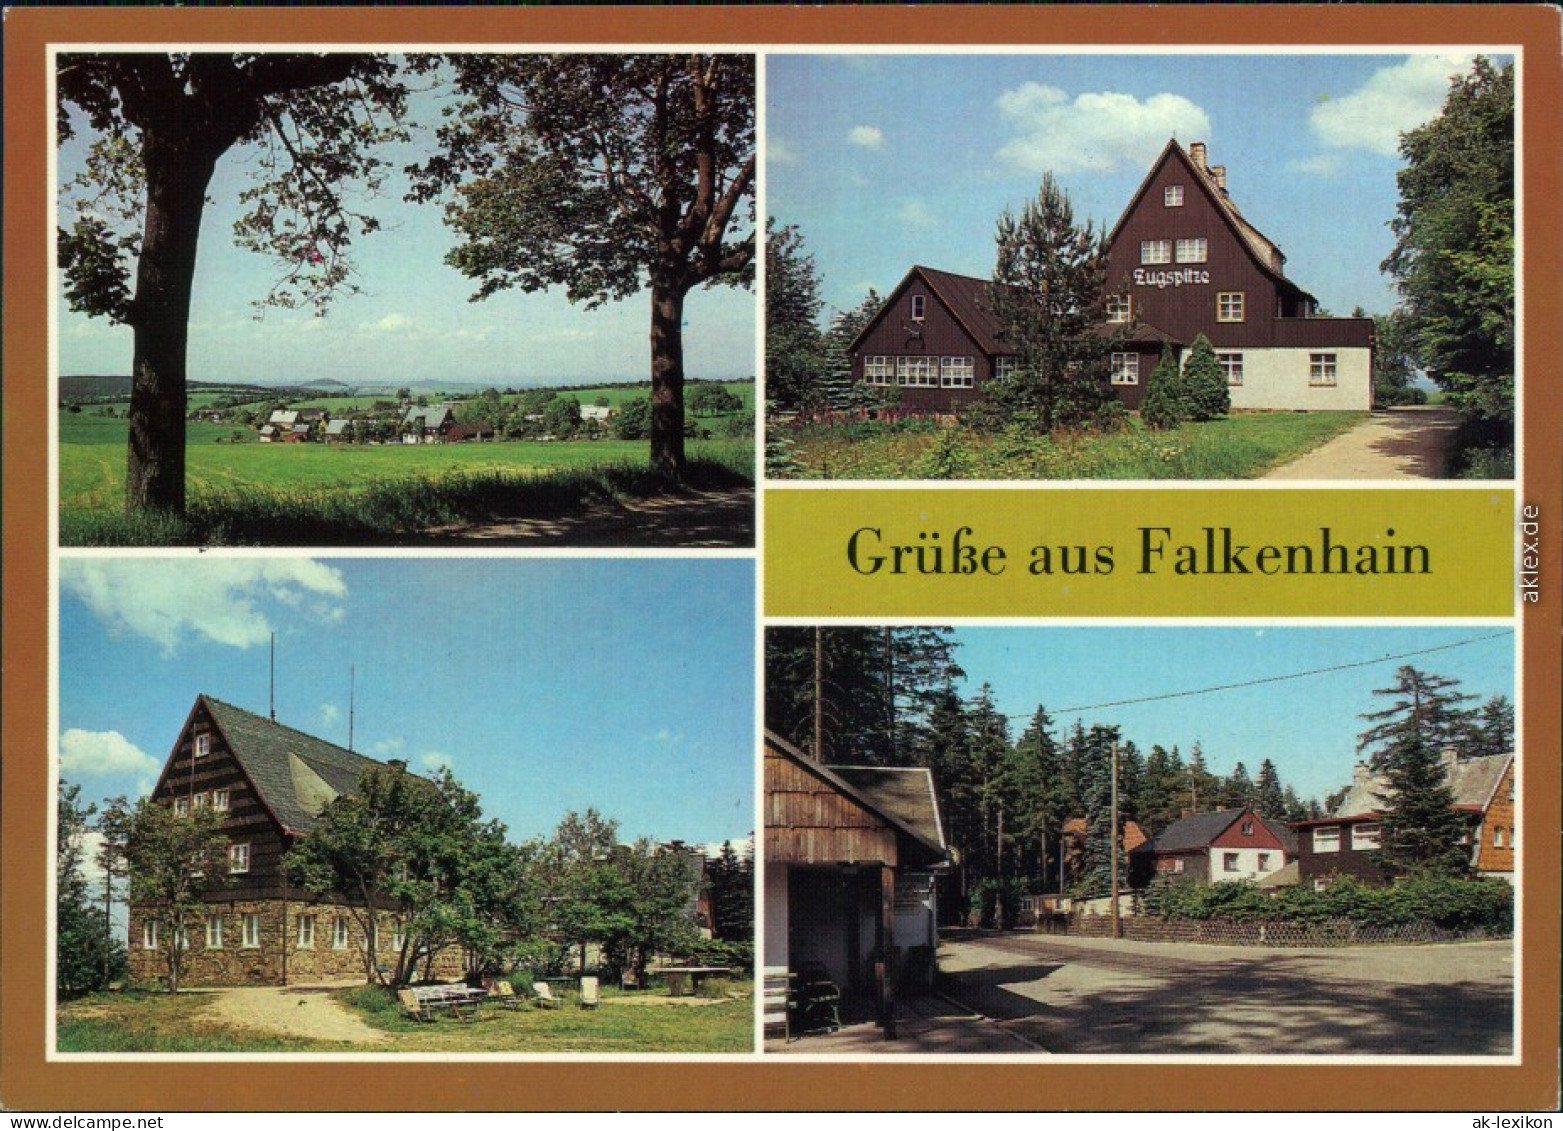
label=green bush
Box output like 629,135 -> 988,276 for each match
914,427 -> 976,479
1142,873 -> 1512,933
1183,333 -> 1231,421
1140,345 -> 1188,430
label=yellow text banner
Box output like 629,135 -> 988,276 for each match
764,488 -> 1514,618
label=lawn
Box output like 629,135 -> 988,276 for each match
779,411 -> 1367,480
57,983 -> 755,1054
58,414 -> 754,545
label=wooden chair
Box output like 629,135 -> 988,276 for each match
398,988 -> 437,1023
579,975 -> 600,1009
533,980 -> 561,1009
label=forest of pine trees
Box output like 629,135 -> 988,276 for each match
766,630 -> 1510,926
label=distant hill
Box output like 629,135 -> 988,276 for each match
298,378 -> 350,389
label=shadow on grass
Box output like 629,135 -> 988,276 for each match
60,458 -> 754,548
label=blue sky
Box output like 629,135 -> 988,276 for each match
55,67 -> 756,385
58,557 -> 756,849
767,52 -> 1502,323
945,625 -> 1514,803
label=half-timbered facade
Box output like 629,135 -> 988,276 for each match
127,695 -> 464,987
849,139 -> 1373,415
763,731 -> 947,1035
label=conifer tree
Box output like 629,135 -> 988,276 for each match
1140,344 -> 1187,430
1254,759 -> 1287,819
1183,333 -> 1231,420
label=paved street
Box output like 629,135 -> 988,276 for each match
938,929 -> 1513,1055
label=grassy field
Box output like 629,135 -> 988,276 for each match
780,411 -> 1367,480
57,982 -> 754,1054
60,413 -> 754,545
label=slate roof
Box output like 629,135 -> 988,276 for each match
1332,751 -> 1512,818
200,695 -> 406,835
1133,808 -> 1296,856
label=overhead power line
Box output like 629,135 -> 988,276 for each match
1035,631 -> 1512,718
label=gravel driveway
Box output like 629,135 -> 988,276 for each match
939,930 -> 1514,1055
1264,405 -> 1462,480
205,983 -> 389,1045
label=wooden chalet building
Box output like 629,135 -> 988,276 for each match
127,694 -> 464,988
1292,751 -> 1515,888
1128,807 -> 1295,888
849,139 -> 1373,415
763,731 -> 947,1035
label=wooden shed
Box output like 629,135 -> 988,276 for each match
763,730 -> 948,1036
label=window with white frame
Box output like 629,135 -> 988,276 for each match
228,843 -> 251,873
1313,826 -> 1341,853
862,355 -> 894,386
940,356 -> 974,388
1217,352 -> 1243,385
1241,820 -> 1254,835
242,913 -> 260,949
1350,822 -> 1382,850
392,919 -> 406,953
333,916 -> 350,950
297,914 -> 315,949
176,923 -> 190,950
206,914 -> 224,949
1110,352 -> 1139,386
1140,240 -> 1172,265
1217,292 -> 1245,322
142,920 -> 158,950
896,355 -> 938,387
1164,185 -> 1184,207
1105,294 -> 1132,323
1171,858 -> 1185,873
910,294 -> 925,322
1493,826 -> 1504,848
174,796 -> 190,816
1223,852 -> 1241,872
192,791 -> 209,810
194,733 -> 211,758
994,356 -> 1020,381
1257,853 -> 1272,872
1309,353 -> 1338,386
212,788 -> 230,812
1175,237 -> 1207,263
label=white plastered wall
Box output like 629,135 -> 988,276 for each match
1224,347 -> 1372,411
763,864 -> 789,971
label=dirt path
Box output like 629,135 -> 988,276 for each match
1264,405 -> 1462,480
204,983 -> 390,1045
424,487 -> 754,547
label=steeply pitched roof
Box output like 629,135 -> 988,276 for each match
1334,752 -> 1513,818
200,695 -> 404,835
847,265 -> 1015,358
1134,808 -> 1295,856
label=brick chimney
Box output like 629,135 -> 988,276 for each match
387,758 -> 407,772
1210,164 -> 1227,193
1189,141 -> 1207,171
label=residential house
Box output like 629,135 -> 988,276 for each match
401,404 -> 458,444
1129,807 -> 1294,888
763,731 -> 947,1033
323,419 -> 353,443
580,404 -> 613,427
446,420 -> 496,442
849,139 -> 1373,414
126,694 -> 464,987
1292,751 -> 1515,888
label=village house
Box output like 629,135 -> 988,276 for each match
849,139 -> 1374,415
763,731 -> 947,1035
126,694 -> 465,988
1291,750 -> 1515,889
1128,807 -> 1296,888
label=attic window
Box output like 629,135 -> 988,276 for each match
194,733 -> 211,759
1164,185 -> 1184,207
910,294 -> 925,322
1241,820 -> 1253,835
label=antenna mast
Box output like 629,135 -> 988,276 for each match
349,664 -> 356,752
269,632 -> 276,722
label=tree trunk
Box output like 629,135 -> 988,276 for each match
126,133 -> 220,516
648,280 -> 688,474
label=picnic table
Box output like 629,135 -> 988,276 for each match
411,983 -> 487,1020
654,965 -> 730,997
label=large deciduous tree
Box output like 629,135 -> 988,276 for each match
412,54 -> 755,474
988,173 -> 1119,430
764,219 -> 828,413
1382,57 -> 1514,424
57,53 -> 409,516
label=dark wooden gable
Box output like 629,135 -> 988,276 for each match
765,741 -> 901,867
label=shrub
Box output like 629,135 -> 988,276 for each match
1140,345 -> 1188,430
1183,333 -> 1231,421
1375,383 -> 1428,407
1091,399 -> 1132,434
956,395 -> 1010,435
614,396 -> 651,440
1143,873 -> 1512,934
914,427 -> 975,479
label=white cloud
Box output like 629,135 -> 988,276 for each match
847,125 -> 885,150
60,559 -> 347,655
996,83 -> 1210,174
372,737 -> 404,756
896,199 -> 937,229
418,752 -> 453,773
60,728 -> 159,778
1310,54 -> 1478,157
371,312 -> 412,333
319,703 -> 341,726
767,136 -> 800,166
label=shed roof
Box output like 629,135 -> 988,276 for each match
827,765 -> 947,861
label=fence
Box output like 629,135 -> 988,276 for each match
1035,912 -> 1506,947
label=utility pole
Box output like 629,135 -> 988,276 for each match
1110,736 -> 1122,940
813,626 -> 824,761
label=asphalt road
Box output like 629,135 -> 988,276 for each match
938,929 -> 1514,1055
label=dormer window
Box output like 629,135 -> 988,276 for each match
1164,185 -> 1184,207
910,294 -> 925,322
194,733 -> 211,759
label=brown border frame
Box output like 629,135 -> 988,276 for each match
5,4 -> 1559,1111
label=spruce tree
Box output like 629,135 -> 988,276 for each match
989,174 -> 1118,430
1140,344 -> 1187,430
1255,759 -> 1286,818
1183,333 -> 1231,420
